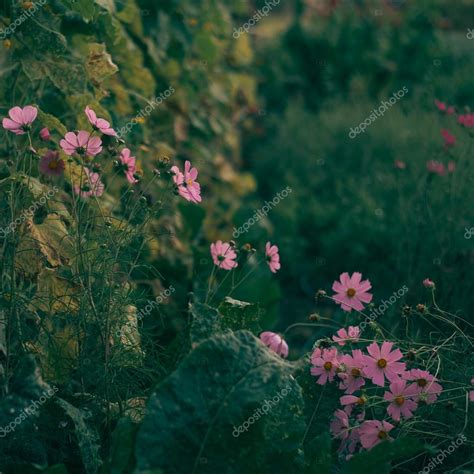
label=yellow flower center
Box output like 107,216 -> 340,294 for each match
323,361 -> 333,371
351,368 -> 361,377
356,396 -> 366,405
417,378 -> 427,387
346,288 -> 356,297
394,395 -> 405,406
186,178 -> 194,186
378,430 -> 388,440
377,358 -> 387,368
48,160 -> 59,170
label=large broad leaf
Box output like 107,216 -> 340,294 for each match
218,296 -> 262,335
30,267 -> 80,315
0,356 -> 54,467
85,43 -> 119,86
135,330 -> 306,474
106,418 -> 140,474
189,299 -> 261,346
189,301 -> 225,344
340,437 -> 424,474
304,431 -> 333,474
56,399 -> 102,474
15,214 -> 75,276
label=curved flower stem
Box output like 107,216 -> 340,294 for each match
302,384 -> 326,445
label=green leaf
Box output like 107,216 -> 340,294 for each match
37,110 -> 67,137
56,398 -> 102,474
194,30 -> 219,64
135,330 -> 305,474
61,0 -> 98,22
340,437 -> 424,474
106,418 -> 138,474
190,302 -> 226,344
218,296 -> 262,335
85,43 -> 119,85
304,431 -> 333,474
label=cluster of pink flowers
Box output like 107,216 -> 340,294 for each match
311,337 -> 444,454
440,128 -> 456,148
430,99 -> 474,176
434,99 -> 455,115
171,160 -> 202,203
209,240 -> 281,274
1,105 -> 146,197
458,113 -> 474,127
426,159 -> 455,176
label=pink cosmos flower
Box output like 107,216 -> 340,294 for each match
210,240 -> 238,270
265,242 -> 281,273
39,150 -> 65,177
358,420 -> 394,450
333,326 -> 360,346
434,100 -> 455,115
394,160 -> 406,169
119,148 -> 138,184
60,131 -> 102,157
434,99 -> 447,112
73,167 -> 104,198
310,347 -> 339,385
402,369 -> 443,404
338,349 -> 366,394
363,342 -> 406,387
2,105 -> 38,135
171,160 -> 202,204
423,278 -> 435,289
39,127 -> 50,141
426,160 -> 446,176
440,129 -> 456,148
259,331 -> 288,358
458,114 -> 474,127
330,409 -> 350,440
383,379 -> 419,421
85,106 -> 117,136
340,394 -> 367,417
332,272 -> 373,312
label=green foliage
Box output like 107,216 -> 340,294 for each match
340,438 -> 424,474
135,330 -> 305,474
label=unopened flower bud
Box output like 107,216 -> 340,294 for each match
39,128 -> 50,141
315,289 -> 326,300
